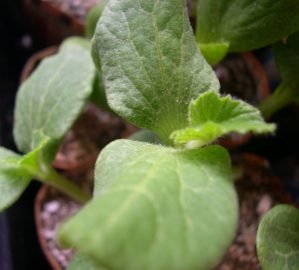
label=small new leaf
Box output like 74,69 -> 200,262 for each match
171,91 -> 275,148
14,37 -> 95,153
257,205 -> 299,270
96,0 -> 219,143
0,148 -> 31,211
59,140 -> 238,270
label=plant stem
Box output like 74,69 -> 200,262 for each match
37,168 -> 91,204
259,82 -> 296,119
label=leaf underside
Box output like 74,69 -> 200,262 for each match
196,0 -> 299,52
257,205 -> 299,270
171,91 -> 275,147
0,148 -> 31,211
14,37 -> 95,154
59,140 -> 238,270
96,0 -> 219,142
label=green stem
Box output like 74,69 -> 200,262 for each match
36,167 -> 91,204
259,82 -> 296,119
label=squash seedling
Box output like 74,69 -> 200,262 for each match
57,0 -> 274,269
0,0 -> 276,269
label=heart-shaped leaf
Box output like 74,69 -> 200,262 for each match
257,205 -> 299,270
59,140 -> 237,270
95,0 -> 219,142
14,37 -> 95,153
171,91 -> 275,148
196,0 -> 299,56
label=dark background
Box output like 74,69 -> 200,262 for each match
0,0 -> 51,269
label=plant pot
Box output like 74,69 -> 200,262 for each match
215,52 -> 270,149
214,153 -> 293,270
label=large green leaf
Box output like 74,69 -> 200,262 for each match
95,0 -> 219,142
196,0 -> 299,54
0,147 -> 31,211
59,140 -> 237,270
14,37 -> 95,153
257,205 -> 299,270
171,91 -> 275,148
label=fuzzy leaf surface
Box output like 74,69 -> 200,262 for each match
59,140 -> 237,270
257,205 -> 299,270
171,91 -> 275,147
196,0 -> 299,52
14,37 -> 95,153
0,148 -> 31,211
96,0 -> 219,142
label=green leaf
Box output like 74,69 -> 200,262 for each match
0,147 -> 31,211
95,0 -> 219,143
171,91 -> 275,148
198,42 -> 229,65
14,37 -> 95,153
257,205 -> 299,270
59,140 -> 238,270
68,254 -> 104,270
19,130 -> 58,176
196,0 -> 299,53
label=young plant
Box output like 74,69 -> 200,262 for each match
55,0 -> 274,269
0,37 -> 96,210
195,0 -> 299,65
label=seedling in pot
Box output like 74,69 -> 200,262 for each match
0,37 -> 97,208
56,0 -> 274,269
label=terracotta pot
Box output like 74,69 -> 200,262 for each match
215,52 -> 270,149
